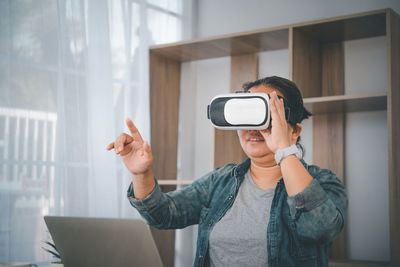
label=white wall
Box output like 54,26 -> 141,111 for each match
343,36 -> 389,261
176,1 -> 400,265
196,0 -> 400,38
175,57 -> 231,267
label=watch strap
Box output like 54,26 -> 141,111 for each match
274,144 -> 301,165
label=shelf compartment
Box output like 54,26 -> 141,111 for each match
303,92 -> 387,114
293,9 -> 386,43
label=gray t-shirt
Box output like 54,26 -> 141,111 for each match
208,170 -> 276,267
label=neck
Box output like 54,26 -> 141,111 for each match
249,156 -> 282,190
250,153 -> 277,168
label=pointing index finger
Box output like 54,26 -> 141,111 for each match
126,118 -> 144,143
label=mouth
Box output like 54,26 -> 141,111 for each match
247,136 -> 264,142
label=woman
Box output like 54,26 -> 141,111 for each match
107,76 -> 348,267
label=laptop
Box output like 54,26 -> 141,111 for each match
44,216 -> 164,267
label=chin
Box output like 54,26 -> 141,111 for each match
239,139 -> 272,159
244,147 -> 271,159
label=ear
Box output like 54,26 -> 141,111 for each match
290,123 -> 302,144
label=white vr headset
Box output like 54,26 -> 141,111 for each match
207,92 -> 291,130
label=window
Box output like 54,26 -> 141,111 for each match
0,0 -> 190,263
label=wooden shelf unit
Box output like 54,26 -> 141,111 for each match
149,9 -> 399,267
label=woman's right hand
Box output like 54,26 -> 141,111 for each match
106,118 -> 153,176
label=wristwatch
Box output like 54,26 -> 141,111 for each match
274,144 -> 302,165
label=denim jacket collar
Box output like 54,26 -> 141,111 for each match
233,158 -> 251,181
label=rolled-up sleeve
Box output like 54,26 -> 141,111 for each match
286,166 -> 348,244
287,179 -> 328,218
126,171 -> 214,230
127,179 -> 163,211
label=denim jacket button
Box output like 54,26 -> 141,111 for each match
199,255 -> 204,258
228,195 -> 233,200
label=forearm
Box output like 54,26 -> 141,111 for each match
128,172 -> 213,229
280,154 -> 313,196
132,169 -> 156,200
284,165 -> 348,243
293,195 -> 345,243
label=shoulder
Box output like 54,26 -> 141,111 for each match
212,158 -> 250,180
213,162 -> 237,177
200,159 -> 250,188
191,159 -> 249,196
191,162 -> 238,188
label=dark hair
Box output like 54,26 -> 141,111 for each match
242,76 -> 312,157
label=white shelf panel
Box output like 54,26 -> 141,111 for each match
158,180 -> 193,185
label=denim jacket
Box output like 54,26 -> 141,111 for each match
127,158 -> 347,267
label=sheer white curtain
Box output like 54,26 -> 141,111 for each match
0,0 -> 190,264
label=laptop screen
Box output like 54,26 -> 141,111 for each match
44,216 -> 163,267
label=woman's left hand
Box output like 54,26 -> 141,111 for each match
260,91 -> 293,153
